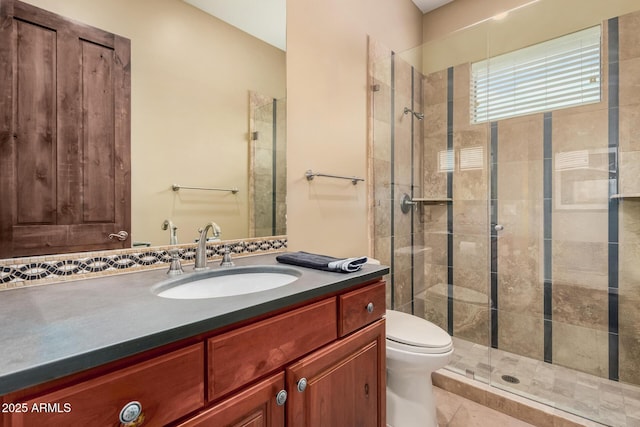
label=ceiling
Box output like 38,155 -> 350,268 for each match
184,0 -> 454,52
411,0 -> 454,13
184,0 -> 286,51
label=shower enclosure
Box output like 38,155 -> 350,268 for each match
369,1 -> 640,425
249,92 -> 287,238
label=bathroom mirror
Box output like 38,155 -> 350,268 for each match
1,0 -> 286,258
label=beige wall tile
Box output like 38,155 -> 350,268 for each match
424,232 -> 449,266
453,299 -> 490,345
369,40 -> 392,84
497,310 -> 544,360
424,102 -> 448,138
422,140 -> 449,197
423,282 -> 449,332
497,115 -> 544,162
453,63 -> 470,102
552,321 -> 609,378
620,199 -> 640,244
552,283 -> 608,331
497,161 -> 543,201
620,105 -> 640,152
424,69 -> 447,106
421,204 -> 448,232
498,247 -> 543,315
552,108 -> 608,152
372,81 -> 392,124
620,240 -> 640,385
497,200 -> 542,242
619,151 -> 640,195
553,211 -> 609,243
453,200 -> 488,235
372,119 -> 391,161
552,241 -> 608,290
620,57 -> 640,107
454,166 -> 488,200
619,9 -> 640,60
453,234 -> 488,280
393,268 -> 413,309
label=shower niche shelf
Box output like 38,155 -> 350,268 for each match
400,195 -> 452,214
611,193 -> 640,199
412,198 -> 452,204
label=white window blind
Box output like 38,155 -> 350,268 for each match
471,26 -> 601,124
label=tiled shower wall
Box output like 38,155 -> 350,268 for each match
370,9 -> 640,387
370,39 -> 425,314
249,93 -> 287,238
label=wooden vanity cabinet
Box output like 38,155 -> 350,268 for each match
199,281 -> 386,427
286,320 -> 385,427
1,280 -> 386,427
176,372 -> 286,427
7,344 -> 205,427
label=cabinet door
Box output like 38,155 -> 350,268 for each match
0,0 -> 131,258
286,320 -> 386,427
177,372 -> 285,427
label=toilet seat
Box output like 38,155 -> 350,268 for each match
385,310 -> 453,354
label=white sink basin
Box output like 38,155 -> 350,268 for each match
153,265 -> 301,299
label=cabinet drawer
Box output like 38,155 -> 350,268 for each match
338,281 -> 386,336
177,372 -> 285,426
9,344 -> 204,427
208,298 -> 337,401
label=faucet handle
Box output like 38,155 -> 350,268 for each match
167,249 -> 184,276
220,246 -> 235,267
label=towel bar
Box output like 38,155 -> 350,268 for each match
305,170 -> 364,185
172,184 -> 239,194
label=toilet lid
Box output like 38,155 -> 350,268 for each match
385,310 -> 452,348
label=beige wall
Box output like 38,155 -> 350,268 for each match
286,0 -> 423,257
21,0 -> 286,246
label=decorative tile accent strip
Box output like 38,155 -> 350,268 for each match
607,16 -> 620,382
0,236 -> 287,290
446,66 -> 454,336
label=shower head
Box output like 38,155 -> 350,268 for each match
403,107 -> 424,121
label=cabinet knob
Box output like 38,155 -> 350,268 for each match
276,389 -> 288,406
119,401 -> 142,424
297,377 -> 308,392
366,302 -> 375,313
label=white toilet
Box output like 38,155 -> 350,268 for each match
385,309 -> 454,427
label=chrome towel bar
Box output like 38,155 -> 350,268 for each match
305,170 -> 364,185
172,184 -> 239,194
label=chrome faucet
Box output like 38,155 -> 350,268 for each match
161,219 -> 178,245
194,222 -> 221,270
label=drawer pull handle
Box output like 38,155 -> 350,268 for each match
276,389 -> 288,406
119,401 -> 142,424
366,302 -> 375,313
297,377 -> 308,392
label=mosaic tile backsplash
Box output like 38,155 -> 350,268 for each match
0,236 -> 287,290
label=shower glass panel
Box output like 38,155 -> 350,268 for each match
371,0 -> 640,425
249,93 -> 287,238
484,2 -> 640,425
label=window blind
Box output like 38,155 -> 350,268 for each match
471,26 -> 601,124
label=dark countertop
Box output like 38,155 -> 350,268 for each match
0,253 -> 388,396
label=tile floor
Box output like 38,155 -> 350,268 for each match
448,337 -> 640,427
435,386 -> 536,426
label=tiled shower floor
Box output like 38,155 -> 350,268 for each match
448,337 -> 640,427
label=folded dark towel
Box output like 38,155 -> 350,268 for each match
276,251 -> 368,273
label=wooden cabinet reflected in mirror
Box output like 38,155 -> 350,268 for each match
0,0 -> 131,258
0,0 -> 286,259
